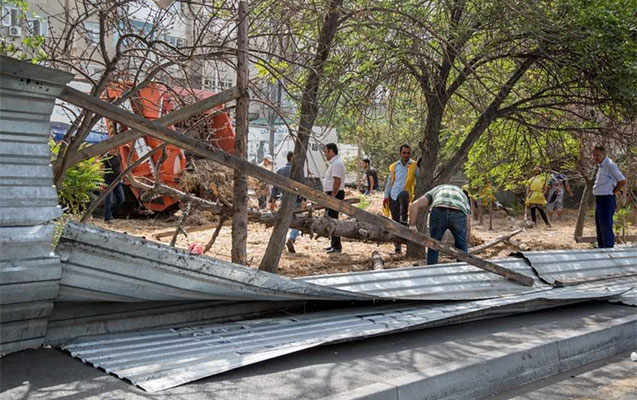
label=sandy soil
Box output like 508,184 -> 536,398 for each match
84,192 -> 636,278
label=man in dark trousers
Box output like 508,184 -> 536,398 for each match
383,144 -> 420,254
323,143 -> 346,254
103,150 -> 125,223
408,184 -> 472,265
361,158 -> 378,194
592,145 -> 626,248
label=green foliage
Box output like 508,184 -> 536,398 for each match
354,194 -> 370,210
50,140 -> 104,215
465,120 -> 580,192
0,0 -> 48,62
614,206 -> 633,235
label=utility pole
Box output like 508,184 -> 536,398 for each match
231,0 -> 249,264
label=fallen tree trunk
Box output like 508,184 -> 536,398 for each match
468,229 -> 523,255
59,85 -> 534,286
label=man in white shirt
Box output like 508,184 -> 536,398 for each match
592,145 -> 626,248
323,143 -> 346,253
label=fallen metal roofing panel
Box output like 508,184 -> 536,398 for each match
45,300 -> 305,346
300,258 -> 547,300
517,248 -> 637,285
56,222 -> 372,302
0,224 -> 62,355
62,278 -> 635,392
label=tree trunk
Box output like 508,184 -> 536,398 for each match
574,181 -> 593,240
259,0 -> 344,273
232,1 -> 249,265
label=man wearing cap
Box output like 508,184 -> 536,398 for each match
592,145 -> 626,248
323,143 -> 346,254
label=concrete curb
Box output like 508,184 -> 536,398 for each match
322,314 -> 637,400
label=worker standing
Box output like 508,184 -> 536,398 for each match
269,152 -> 305,254
323,143 -> 346,254
592,145 -> 626,248
361,158 -> 378,194
525,167 -> 551,228
383,144 -> 420,254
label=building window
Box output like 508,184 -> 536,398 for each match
84,21 -> 100,42
1,7 -> 21,27
165,35 -> 186,48
201,77 -> 213,89
27,18 -> 47,36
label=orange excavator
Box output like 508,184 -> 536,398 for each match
104,83 -> 235,212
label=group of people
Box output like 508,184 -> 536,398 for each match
524,167 -> 574,228
266,143 -> 626,262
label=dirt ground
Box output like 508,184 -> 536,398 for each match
84,192 -> 636,278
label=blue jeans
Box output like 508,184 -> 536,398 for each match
595,195 -> 616,248
104,183 -> 125,221
289,229 -> 300,242
426,207 -> 468,265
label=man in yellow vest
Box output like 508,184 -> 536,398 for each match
383,144 -> 420,254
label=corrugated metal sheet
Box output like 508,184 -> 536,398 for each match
56,222 -> 372,302
62,277 -> 635,392
0,55 -> 72,226
45,300 -> 305,346
0,56 -> 72,354
300,258 -> 547,300
518,248 -> 637,285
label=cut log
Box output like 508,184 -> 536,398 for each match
576,235 -> 637,243
59,86 -> 535,286
468,229 -> 523,255
371,250 -> 384,270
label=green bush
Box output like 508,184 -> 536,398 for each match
50,140 -> 105,215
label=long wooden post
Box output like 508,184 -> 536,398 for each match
58,86 -> 535,286
232,1 -> 249,264
67,87 -> 241,166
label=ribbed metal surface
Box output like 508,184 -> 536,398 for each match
0,55 -> 72,226
62,277 -> 634,392
56,222 -> 371,302
45,300 -> 304,346
518,248 -> 637,285
0,56 -> 72,354
300,258 -> 546,300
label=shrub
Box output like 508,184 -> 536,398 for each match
50,140 -> 105,215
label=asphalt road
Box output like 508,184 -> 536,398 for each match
0,303 -> 634,400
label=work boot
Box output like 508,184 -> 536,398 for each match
326,247 -> 341,254
286,238 -> 296,254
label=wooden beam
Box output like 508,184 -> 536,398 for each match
468,228 -> 523,255
58,86 -> 535,287
576,235 -> 637,243
67,86 -> 241,165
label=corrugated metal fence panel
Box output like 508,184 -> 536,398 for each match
0,55 -> 72,226
299,258 -> 546,300
0,56 -> 72,354
56,222 -> 372,302
62,278 -> 635,392
518,248 -> 637,285
45,300 -> 305,346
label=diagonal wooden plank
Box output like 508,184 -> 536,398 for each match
59,86 -> 535,287
67,86 -> 241,165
